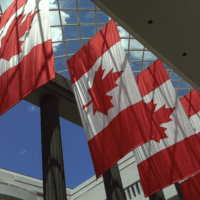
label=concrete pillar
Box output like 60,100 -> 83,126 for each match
149,190 -> 165,200
40,95 -> 67,200
175,183 -> 185,200
103,163 -> 126,200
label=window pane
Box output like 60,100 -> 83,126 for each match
171,81 -> 179,88
129,51 -> 143,61
64,26 -> 79,40
66,41 -> 81,54
117,26 -> 129,37
142,62 -> 153,70
97,12 -> 109,24
62,11 -> 78,25
180,81 -> 191,88
130,40 -> 144,50
49,11 -> 61,26
79,11 -> 95,24
53,42 -> 66,57
58,0 -> 76,8
81,26 -> 96,38
130,62 -> 142,71
51,27 -> 63,42
78,0 -> 95,8
169,72 -> 181,80
54,57 -> 67,72
144,52 -> 157,60
82,40 -> 90,46
121,39 -> 129,50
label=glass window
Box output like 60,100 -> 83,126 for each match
48,0 -> 58,9
54,57 -> 67,72
79,11 -> 95,24
81,26 -> 96,38
144,51 -> 157,60
51,27 -> 63,42
61,11 -> 78,25
97,11 -> 109,24
49,11 -> 61,26
78,0 -> 95,8
52,42 -> 66,57
130,40 -> 144,50
58,0 -> 76,9
129,51 -> 143,61
130,62 -> 142,71
63,26 -> 80,40
66,41 -> 81,54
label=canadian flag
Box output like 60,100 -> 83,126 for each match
134,60 -> 200,197
67,19 -> 157,178
0,0 -> 55,115
178,89 -> 200,200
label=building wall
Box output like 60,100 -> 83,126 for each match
0,152 -> 178,200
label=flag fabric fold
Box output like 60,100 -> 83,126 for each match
134,60 -> 200,197
67,19 -> 156,178
178,89 -> 200,200
0,0 -> 55,115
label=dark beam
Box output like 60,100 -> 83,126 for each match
103,164 -> 126,200
174,183 -> 185,200
149,190 -> 165,200
24,72 -> 82,127
40,95 -> 67,200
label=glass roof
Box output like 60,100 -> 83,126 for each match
0,0 -> 193,98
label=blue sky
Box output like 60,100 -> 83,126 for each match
0,0 -> 192,190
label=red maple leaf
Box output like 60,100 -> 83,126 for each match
0,10 -> 39,61
83,65 -> 123,115
146,100 -> 175,143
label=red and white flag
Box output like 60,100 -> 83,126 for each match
178,89 -> 200,200
134,60 -> 200,197
67,19 -> 156,178
0,0 -> 55,115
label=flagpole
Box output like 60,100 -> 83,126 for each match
174,183 -> 185,200
40,95 -> 67,200
102,163 -> 126,200
149,190 -> 165,200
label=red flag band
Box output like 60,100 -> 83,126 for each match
179,89 -> 200,200
0,0 -> 55,115
134,60 -> 200,197
67,20 -> 156,178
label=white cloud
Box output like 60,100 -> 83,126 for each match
19,149 -> 27,155
28,106 -> 35,111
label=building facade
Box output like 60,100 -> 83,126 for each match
0,152 -> 179,200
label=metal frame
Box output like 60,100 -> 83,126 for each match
0,0 -> 193,97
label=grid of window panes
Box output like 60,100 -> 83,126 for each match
0,0 -> 193,97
